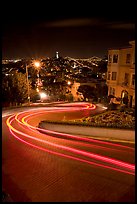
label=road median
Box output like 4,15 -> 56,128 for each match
38,121 -> 135,143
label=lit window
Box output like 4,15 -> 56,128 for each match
108,55 -> 112,63
112,88 -> 115,95
124,73 -> 129,85
107,71 -> 111,80
112,72 -> 117,80
126,54 -> 131,64
132,74 -> 135,86
110,87 -> 115,95
113,54 -> 118,63
110,87 -> 112,95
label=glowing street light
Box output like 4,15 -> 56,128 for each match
39,92 -> 47,101
33,60 -> 41,87
34,61 -> 40,68
25,60 -> 41,105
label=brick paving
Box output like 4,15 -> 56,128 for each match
2,107 -> 135,202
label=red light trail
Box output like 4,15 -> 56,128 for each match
6,103 -> 135,176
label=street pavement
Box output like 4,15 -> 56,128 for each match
2,115 -> 135,202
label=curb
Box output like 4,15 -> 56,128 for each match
39,122 -> 135,144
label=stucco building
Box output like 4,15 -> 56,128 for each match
107,40 -> 135,107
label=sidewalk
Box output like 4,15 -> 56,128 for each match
39,122 -> 135,143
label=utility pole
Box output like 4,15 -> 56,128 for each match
26,64 -> 30,105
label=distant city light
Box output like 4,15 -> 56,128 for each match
36,88 -> 39,92
67,81 -> 71,85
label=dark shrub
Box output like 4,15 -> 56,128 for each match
108,103 -> 118,110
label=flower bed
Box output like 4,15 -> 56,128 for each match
73,109 -> 135,130
39,108 -> 135,130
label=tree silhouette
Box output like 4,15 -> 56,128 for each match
78,85 -> 97,100
2,71 -> 31,106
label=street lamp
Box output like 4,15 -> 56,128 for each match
25,60 -> 41,105
34,61 -> 40,68
26,64 -> 30,104
34,61 -> 41,88
39,92 -> 47,102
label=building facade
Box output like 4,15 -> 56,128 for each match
107,40 -> 135,107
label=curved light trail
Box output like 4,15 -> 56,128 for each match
6,103 -> 135,176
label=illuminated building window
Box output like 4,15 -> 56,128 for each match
110,87 -> 112,95
112,72 -> 117,80
126,54 -> 131,64
107,71 -> 111,80
110,87 -> 115,95
108,55 -> 112,63
132,74 -> 135,85
113,54 -> 118,63
124,73 -> 129,85
112,88 -> 115,95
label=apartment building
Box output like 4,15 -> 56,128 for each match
107,40 -> 135,107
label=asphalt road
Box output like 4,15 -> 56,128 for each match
2,102 -> 135,202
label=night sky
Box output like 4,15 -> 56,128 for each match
2,2 -> 135,59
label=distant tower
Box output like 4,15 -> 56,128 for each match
73,62 -> 76,68
55,51 -> 59,59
